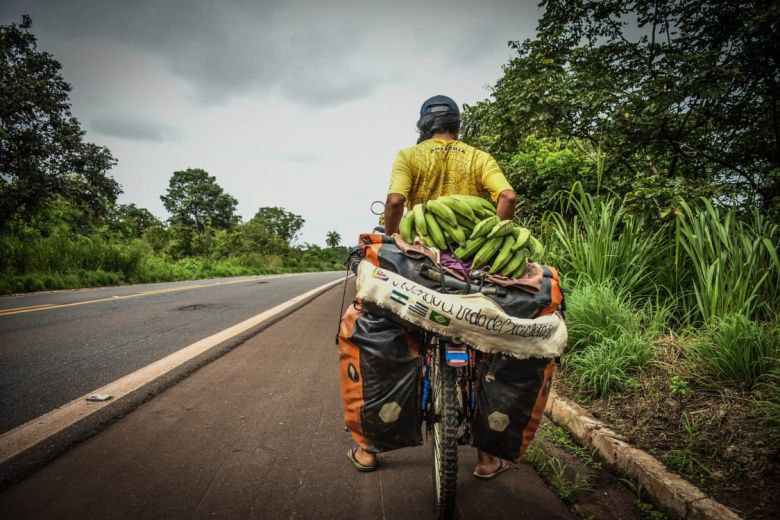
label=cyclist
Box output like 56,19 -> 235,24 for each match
348,95 -> 516,479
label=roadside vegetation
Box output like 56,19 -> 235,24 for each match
463,1 -> 779,518
526,420 -> 668,519
0,17 -> 346,295
0,190 -> 347,295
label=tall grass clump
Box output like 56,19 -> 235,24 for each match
547,184 -> 669,297
677,199 -> 779,324
566,333 -> 654,397
565,281 -> 643,351
684,314 -> 778,390
562,280 -> 670,397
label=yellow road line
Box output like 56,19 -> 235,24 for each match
0,277 -> 267,317
137,284 -> 203,295
0,303 -> 56,312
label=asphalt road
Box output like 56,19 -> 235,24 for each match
0,272 -> 347,433
0,283 -> 572,519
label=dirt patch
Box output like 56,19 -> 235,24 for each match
554,336 -> 780,519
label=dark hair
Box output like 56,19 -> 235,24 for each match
416,112 -> 461,144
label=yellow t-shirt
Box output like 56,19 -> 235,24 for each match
388,138 -> 513,208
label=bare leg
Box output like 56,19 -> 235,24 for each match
474,448 -> 503,476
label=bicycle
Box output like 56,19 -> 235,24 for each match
421,332 -> 477,519
360,200 -> 482,519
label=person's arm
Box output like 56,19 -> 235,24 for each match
496,189 -> 516,220
385,150 -> 412,234
384,193 -> 407,235
477,149 -> 515,219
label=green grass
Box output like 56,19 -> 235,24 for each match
524,423 -> 593,502
547,191 -> 779,401
565,333 -> 654,397
619,479 -> 669,520
0,249 -> 345,294
562,280 -> 669,397
661,413 -> 711,480
0,261 -> 342,294
545,457 -> 593,501
547,184 -> 669,297
676,199 -> 779,324
0,232 -> 150,278
0,270 -> 128,293
539,420 -> 603,470
683,314 -> 779,390
565,281 -> 645,351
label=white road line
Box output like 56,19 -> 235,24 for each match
0,275 -> 349,466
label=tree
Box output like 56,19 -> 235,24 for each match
160,169 -> 238,232
0,16 -> 120,229
109,203 -> 163,239
325,230 -> 341,248
503,135 -> 598,222
463,0 -> 780,219
250,206 -> 304,244
240,220 -> 289,255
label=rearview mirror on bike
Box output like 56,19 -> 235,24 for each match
370,200 -> 386,234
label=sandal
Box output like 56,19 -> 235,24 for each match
347,445 -> 377,472
473,459 -> 511,480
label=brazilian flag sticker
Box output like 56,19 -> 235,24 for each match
429,311 -> 451,327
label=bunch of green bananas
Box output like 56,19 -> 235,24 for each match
398,195 -> 545,278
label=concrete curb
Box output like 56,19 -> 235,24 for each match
0,275 -> 349,490
544,390 -> 742,520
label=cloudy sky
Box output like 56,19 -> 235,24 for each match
1,0 -> 541,246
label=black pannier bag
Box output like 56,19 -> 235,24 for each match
339,302 -> 423,453
472,354 -> 555,462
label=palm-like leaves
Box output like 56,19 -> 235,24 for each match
325,231 -> 341,248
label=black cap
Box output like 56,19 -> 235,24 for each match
419,95 -> 459,117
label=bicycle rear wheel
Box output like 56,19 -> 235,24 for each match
431,346 -> 459,519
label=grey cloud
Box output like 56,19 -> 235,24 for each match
1,0 -> 385,107
450,15 -> 538,63
90,113 -> 177,142
279,69 -> 383,107
0,0 -> 539,107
